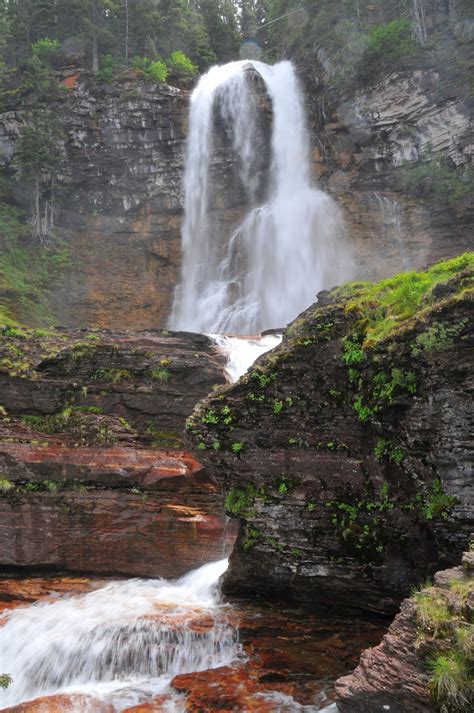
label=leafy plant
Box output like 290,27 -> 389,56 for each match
132,55 -> 168,83
0,674 -> 12,690
167,51 -> 198,82
423,479 -> 457,521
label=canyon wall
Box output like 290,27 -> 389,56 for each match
0,7 -> 472,329
0,326 -> 237,577
185,255 -> 474,615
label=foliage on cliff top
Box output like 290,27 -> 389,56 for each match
336,253 -> 473,348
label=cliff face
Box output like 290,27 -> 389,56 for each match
1,73 -> 188,329
186,254 -> 474,615
0,9 -> 472,329
0,325 -> 236,577
300,11 -> 473,282
335,549 -> 474,712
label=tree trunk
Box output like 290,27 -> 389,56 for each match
125,0 -> 129,65
92,0 -> 99,74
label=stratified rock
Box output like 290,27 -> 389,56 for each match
335,553 -> 474,712
0,326 -> 235,578
186,256 -> 474,614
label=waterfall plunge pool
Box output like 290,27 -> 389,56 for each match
0,560 -> 386,712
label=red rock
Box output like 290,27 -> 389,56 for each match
122,696 -> 175,712
1,694 -> 115,712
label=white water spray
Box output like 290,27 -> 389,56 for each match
0,559 -> 238,710
170,60 -> 350,335
211,333 -> 282,382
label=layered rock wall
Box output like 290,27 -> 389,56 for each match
0,326 -> 235,577
186,256 -> 474,614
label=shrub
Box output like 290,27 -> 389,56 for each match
168,51 -> 198,82
96,53 -> 117,82
132,56 -> 168,83
366,17 -> 415,60
31,38 -> 61,64
399,160 -> 474,207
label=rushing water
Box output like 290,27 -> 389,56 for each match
211,333 -> 282,382
0,560 -> 239,710
170,59 -> 351,334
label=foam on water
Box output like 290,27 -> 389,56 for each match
0,559 -> 238,710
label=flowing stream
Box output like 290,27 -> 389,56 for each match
170,59 -> 351,334
0,560 -> 238,710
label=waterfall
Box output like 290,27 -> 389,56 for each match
170,60 -> 350,335
372,193 -> 410,270
412,0 -> 428,47
0,559 -> 239,711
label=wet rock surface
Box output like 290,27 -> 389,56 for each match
335,550 -> 474,712
0,577 -> 387,712
187,261 -> 474,614
0,326 -> 234,578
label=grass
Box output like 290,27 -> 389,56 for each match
429,652 -> 473,713
341,253 -> 473,348
413,576 -> 474,712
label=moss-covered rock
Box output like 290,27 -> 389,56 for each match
186,254 -> 474,614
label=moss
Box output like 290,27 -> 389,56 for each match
224,483 -> 264,516
343,253 -> 473,349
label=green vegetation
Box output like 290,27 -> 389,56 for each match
374,437 -> 405,464
91,367 -> 132,383
230,441 -> 243,454
0,674 -> 12,690
412,320 -> 468,357
399,160 -> 474,208
0,201 -> 69,325
422,479 -> 457,521
342,254 -> 473,349
167,51 -> 198,83
326,482 -> 397,563
150,366 -> 172,383
414,577 -> 474,713
365,17 -> 415,61
132,56 -> 168,83
224,483 -> 263,516
0,478 -> 14,493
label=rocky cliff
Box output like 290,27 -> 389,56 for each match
1,9 -> 472,330
299,2 -> 473,282
1,72 -> 188,328
186,253 -> 474,615
0,325 -> 236,577
336,547 -> 474,712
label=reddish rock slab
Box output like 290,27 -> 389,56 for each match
0,576 -> 96,620
0,487 -> 236,578
0,443 -> 203,488
1,694 -> 115,712
122,696 -> 176,712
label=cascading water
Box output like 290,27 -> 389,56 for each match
0,559 -> 239,710
170,60 -> 351,335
